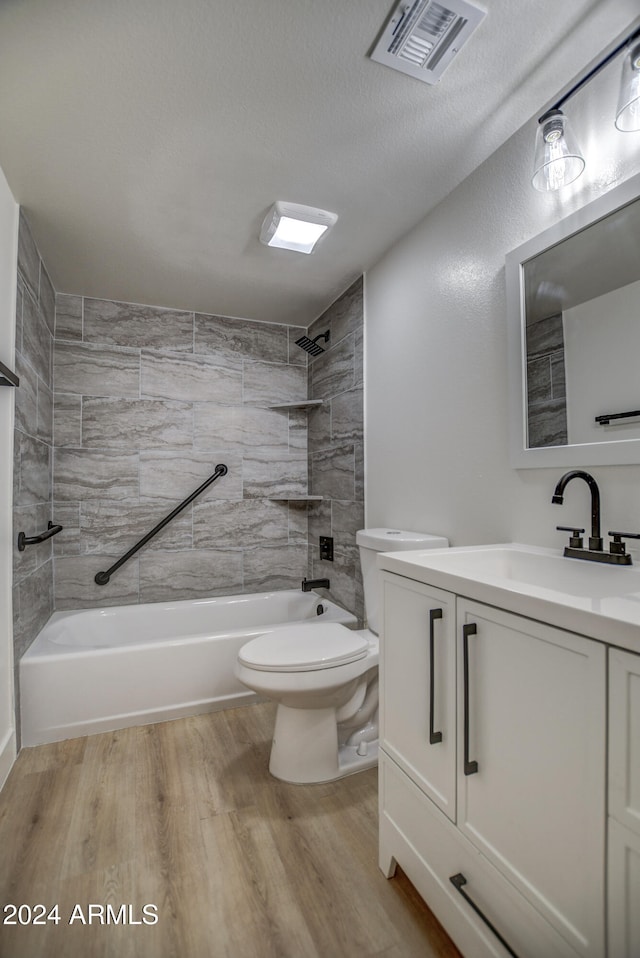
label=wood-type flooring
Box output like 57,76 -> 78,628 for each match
0,702 -> 461,958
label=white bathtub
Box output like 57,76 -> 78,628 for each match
20,590 -> 357,747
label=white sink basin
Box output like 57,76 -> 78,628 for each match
399,543 -> 640,599
377,543 -> 640,653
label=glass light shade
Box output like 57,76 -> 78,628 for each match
615,42 -> 640,132
268,216 -> 328,253
532,109 -> 585,192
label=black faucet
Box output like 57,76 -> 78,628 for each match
551,470 -> 638,565
301,577 -> 330,592
552,470 -> 603,551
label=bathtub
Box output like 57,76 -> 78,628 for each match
20,590 -> 357,747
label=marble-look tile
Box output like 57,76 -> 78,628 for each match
54,341 -> 140,398
22,290 -> 51,385
288,408 -> 308,454
55,293 -> 83,341
527,356 -> 552,404
331,500 -> 365,563
310,335 -> 354,401
193,499 -> 289,549
79,498 -> 193,555
15,433 -> 51,506
310,276 -> 363,347
52,502 -> 81,556
310,444 -> 354,500
527,400 -> 568,448
82,398 -> 192,448
54,554 -> 140,610
15,277 -> 23,354
193,404 -> 288,454
13,503 -> 53,584
307,401 -> 331,451
243,361 -> 307,405
14,351 -> 38,437
526,313 -> 564,357
139,549 -> 243,604
194,314 -> 288,365
310,550 -> 359,622
139,450 -> 243,502
331,387 -> 363,444
354,441 -> 364,503
288,327 -> 309,366
242,453 -> 308,499
308,500 -> 332,548
54,448 -> 139,500
17,212 -> 40,305
37,379 -> 53,445
54,394 -> 82,447
288,501 -> 309,543
14,560 -> 54,659
83,298 -> 194,351
551,353 -> 566,399
354,327 -> 364,387
40,265 -> 55,336
243,544 -> 308,593
141,350 -> 242,403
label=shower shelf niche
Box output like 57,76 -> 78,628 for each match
268,400 -> 323,410
268,494 -> 323,501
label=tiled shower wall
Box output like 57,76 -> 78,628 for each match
307,279 -> 365,623
52,297 -> 315,608
11,212 -> 365,677
12,213 -> 55,730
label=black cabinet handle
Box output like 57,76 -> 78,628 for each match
429,608 -> 443,744
462,622 -> 478,775
450,874 -> 519,957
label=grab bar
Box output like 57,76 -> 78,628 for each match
0,359 -> 19,387
17,521 -> 63,552
95,463 -> 228,585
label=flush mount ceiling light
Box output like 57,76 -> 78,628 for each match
369,0 -> 486,85
259,202 -> 338,254
532,25 -> 640,192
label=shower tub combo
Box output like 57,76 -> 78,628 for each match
20,590 -> 356,747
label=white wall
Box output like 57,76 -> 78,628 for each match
0,165 -> 18,788
564,279 -> 640,444
365,47 -> 640,551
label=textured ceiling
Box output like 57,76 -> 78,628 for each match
0,0 -> 637,325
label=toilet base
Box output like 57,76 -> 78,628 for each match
268,703 -> 378,784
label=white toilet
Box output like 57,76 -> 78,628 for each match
235,527 -> 449,784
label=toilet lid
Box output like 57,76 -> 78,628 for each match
238,623 -> 369,672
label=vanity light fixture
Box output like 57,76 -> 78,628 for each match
259,202 -> 338,254
532,25 -> 640,192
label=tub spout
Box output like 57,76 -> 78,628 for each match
302,577 -> 330,592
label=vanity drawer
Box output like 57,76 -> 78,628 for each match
379,753 -> 581,958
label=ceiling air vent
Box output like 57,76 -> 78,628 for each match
370,0 -> 486,85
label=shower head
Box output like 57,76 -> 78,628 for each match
295,329 -> 330,357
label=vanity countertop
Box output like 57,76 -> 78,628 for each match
377,542 -> 640,655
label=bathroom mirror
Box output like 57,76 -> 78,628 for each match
506,169 -> 640,467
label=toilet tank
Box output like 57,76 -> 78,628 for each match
356,528 -> 449,635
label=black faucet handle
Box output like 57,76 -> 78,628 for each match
608,531 -> 640,556
556,526 -> 585,549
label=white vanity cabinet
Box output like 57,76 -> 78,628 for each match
608,647 -> 640,958
379,570 -> 607,958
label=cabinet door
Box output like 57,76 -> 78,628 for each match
380,572 -> 456,821
609,647 -> 640,835
608,817 -> 640,958
456,599 -> 606,958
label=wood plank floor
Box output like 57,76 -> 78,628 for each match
0,703 -> 461,958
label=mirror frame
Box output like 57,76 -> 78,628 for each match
506,170 -> 640,469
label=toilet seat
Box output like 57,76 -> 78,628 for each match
238,623 -> 369,673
